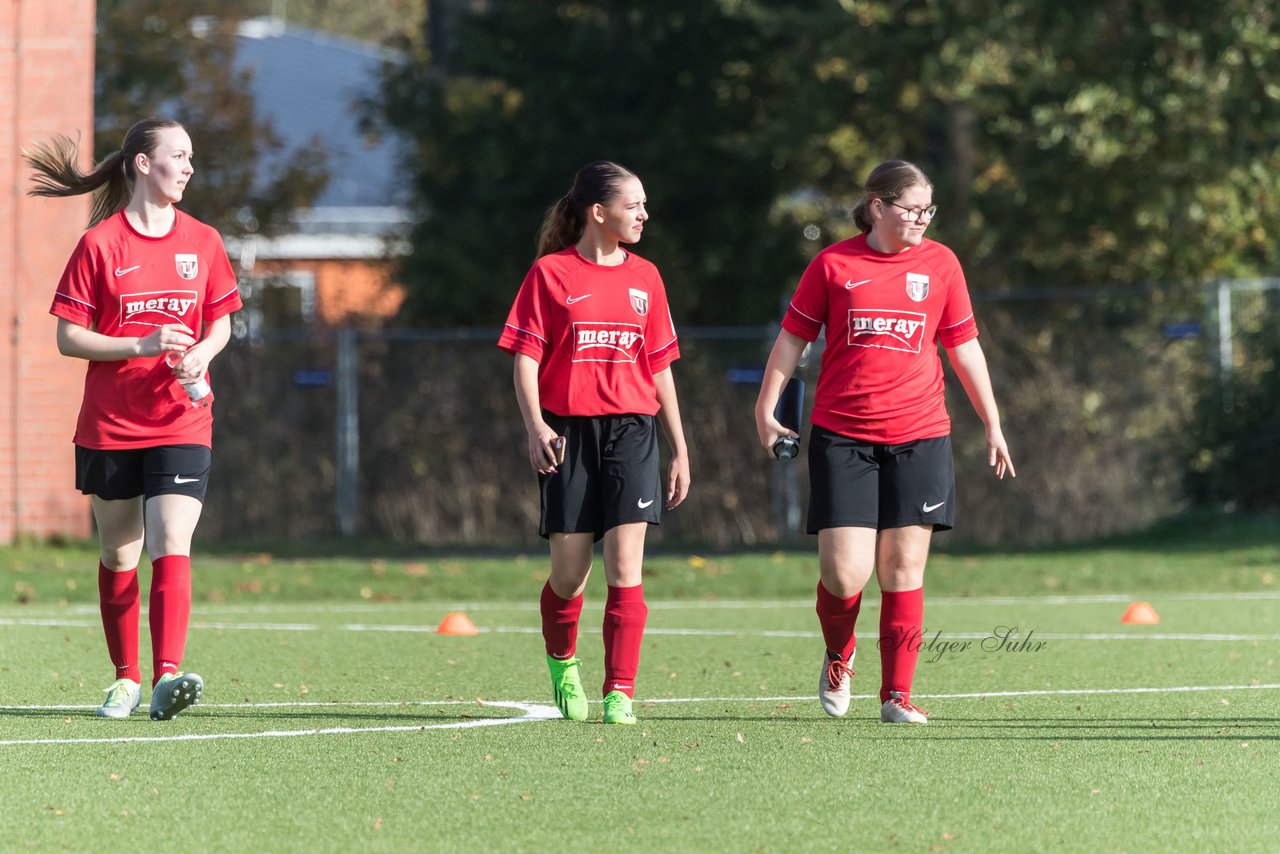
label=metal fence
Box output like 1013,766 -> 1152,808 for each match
198,279 -> 1277,548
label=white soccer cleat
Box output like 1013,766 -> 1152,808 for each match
97,678 -> 142,719
818,649 -> 855,718
880,690 -> 928,724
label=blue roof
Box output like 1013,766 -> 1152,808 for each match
232,18 -> 407,211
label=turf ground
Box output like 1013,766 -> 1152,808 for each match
2,518 -> 1278,852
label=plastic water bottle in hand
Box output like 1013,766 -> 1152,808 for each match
772,377 -> 804,460
166,351 -> 213,408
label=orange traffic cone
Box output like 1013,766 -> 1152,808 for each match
1121,601 -> 1160,625
436,611 -> 478,635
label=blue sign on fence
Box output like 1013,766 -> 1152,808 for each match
293,369 -> 333,388
727,367 -> 765,385
1162,321 -> 1201,340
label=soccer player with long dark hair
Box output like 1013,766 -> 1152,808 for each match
499,161 -> 691,725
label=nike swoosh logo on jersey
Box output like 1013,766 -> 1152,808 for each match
566,294 -> 592,304
845,278 -> 872,289
922,501 -> 946,513
115,265 -> 141,277
638,498 -> 654,508
174,475 -> 200,484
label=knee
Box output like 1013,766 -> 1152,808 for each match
100,545 -> 143,571
877,558 -> 926,591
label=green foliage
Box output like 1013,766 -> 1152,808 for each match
272,0 -> 425,45
94,0 -> 329,237
376,1 -> 827,324
375,1 -> 1280,324
1185,329 -> 1280,511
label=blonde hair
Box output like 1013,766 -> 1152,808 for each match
24,117 -> 184,227
851,160 -> 932,234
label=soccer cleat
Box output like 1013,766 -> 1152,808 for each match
880,690 -> 929,724
602,690 -> 637,725
546,655 -> 589,721
97,678 -> 142,719
148,672 -> 204,721
818,649 -> 855,718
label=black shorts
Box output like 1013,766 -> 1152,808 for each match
538,411 -> 661,542
75,444 -> 212,503
806,427 -> 954,533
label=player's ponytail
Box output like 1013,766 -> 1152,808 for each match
852,159 -> 932,234
24,117 -> 184,227
535,160 -> 638,257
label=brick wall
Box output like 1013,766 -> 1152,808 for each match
0,1 -> 96,542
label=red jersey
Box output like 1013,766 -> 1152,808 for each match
497,248 -> 680,416
49,209 -> 243,450
781,234 -> 978,444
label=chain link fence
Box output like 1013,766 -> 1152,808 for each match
200,279 -> 1276,548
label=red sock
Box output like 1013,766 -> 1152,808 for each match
149,555 -> 192,686
879,587 -> 924,703
98,562 -> 141,683
540,582 -> 584,659
815,581 -> 861,662
602,584 -> 647,698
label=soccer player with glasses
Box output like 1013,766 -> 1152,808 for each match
755,160 -> 1014,724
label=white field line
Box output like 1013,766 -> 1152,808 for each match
0,701 -> 560,746
3,590 -> 1279,619
2,616 -> 1278,642
2,683 -> 1278,747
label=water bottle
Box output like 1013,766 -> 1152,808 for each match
772,377 -> 804,461
165,351 -> 213,408
772,436 -> 799,460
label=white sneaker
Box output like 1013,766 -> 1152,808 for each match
880,690 -> 928,724
818,649 -> 855,718
97,678 -> 141,719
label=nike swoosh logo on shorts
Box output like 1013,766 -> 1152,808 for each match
174,475 -> 200,484
922,501 -> 946,513
638,498 -> 654,509
115,265 -> 141,277
566,294 -> 592,304
845,278 -> 872,289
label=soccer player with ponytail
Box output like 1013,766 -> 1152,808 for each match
499,161 -> 691,725
755,160 -> 1014,724
25,118 -> 241,720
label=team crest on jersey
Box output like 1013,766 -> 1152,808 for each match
629,288 -> 649,316
905,273 -> 930,302
175,254 -> 199,280
846,309 -> 927,353
120,290 -> 199,329
572,321 -> 645,363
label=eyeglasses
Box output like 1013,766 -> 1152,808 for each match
884,201 -> 938,222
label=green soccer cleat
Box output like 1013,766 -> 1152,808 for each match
97,678 -> 142,719
148,672 -> 204,721
602,690 -> 637,725
546,655 -> 589,721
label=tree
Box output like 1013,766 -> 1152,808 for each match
375,0 -> 831,325
95,0 -> 329,237
376,0 -> 1280,325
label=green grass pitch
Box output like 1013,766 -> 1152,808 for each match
1,518 -> 1277,851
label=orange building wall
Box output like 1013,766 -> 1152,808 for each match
254,258 -> 405,324
0,1 -> 97,542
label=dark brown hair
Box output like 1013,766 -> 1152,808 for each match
851,160 -> 932,234
24,117 -> 185,227
535,160 -> 639,257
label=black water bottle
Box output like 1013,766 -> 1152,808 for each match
772,377 -> 804,460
